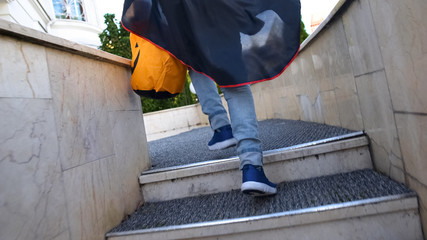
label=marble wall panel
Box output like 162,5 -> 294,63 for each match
0,36 -> 51,98
407,176 -> 427,237
320,90 -> 340,126
258,84 -> 279,120
342,0 -> 383,76
1,21 -> 150,240
277,63 -> 303,120
297,17 -> 363,130
333,73 -> 363,131
261,81 -> 276,119
46,49 -> 115,170
185,105 -> 206,127
280,86 -> 302,121
171,108 -> 199,130
395,114 -> 427,186
109,110 -> 150,213
278,51 -> 324,124
253,68 -> 301,120
63,156 -> 125,240
370,0 -> 427,113
196,104 -> 210,125
291,52 -> 320,105
143,105 -> 205,135
143,110 -> 174,135
271,88 -> 290,120
101,63 -> 140,112
389,164 -> 405,185
298,92 -> 324,124
259,72 -> 285,91
306,34 -> 334,93
252,71 -> 289,120
327,19 -> 363,130
0,98 -> 69,240
355,70 -> 404,179
252,86 -> 268,121
283,64 -> 297,88
286,59 -> 306,120
325,19 -> 355,78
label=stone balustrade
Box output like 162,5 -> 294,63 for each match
0,19 -> 150,240
251,0 -> 427,234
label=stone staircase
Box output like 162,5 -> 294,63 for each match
106,120 -> 423,240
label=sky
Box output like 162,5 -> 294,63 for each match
100,0 -> 340,34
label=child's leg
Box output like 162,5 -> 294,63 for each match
190,71 -> 237,150
190,71 -> 230,130
221,85 -> 263,169
221,85 -> 277,196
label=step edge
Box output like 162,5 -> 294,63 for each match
139,132 -> 367,184
142,131 -> 364,175
106,192 -> 417,238
263,135 -> 369,164
263,131 -> 365,156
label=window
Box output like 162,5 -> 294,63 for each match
53,0 -> 86,21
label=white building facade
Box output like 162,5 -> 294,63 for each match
0,0 -> 104,47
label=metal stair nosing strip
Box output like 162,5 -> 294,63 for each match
139,132 -> 367,185
105,193 -> 418,240
142,131 -> 365,176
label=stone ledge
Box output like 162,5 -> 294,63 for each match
300,0 -> 353,51
0,18 -> 131,68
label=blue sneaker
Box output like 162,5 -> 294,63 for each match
208,125 -> 238,150
241,164 -> 277,196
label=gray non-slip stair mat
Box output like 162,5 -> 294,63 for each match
148,119 -> 355,170
108,169 -> 414,233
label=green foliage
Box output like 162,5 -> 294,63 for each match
98,14 -> 131,59
300,20 -> 309,43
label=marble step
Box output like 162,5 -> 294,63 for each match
106,170 -> 423,240
140,133 -> 372,202
148,119 -> 358,170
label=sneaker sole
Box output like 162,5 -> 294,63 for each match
208,138 -> 238,151
241,181 -> 277,197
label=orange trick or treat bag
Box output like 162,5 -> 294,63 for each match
130,33 -> 187,99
